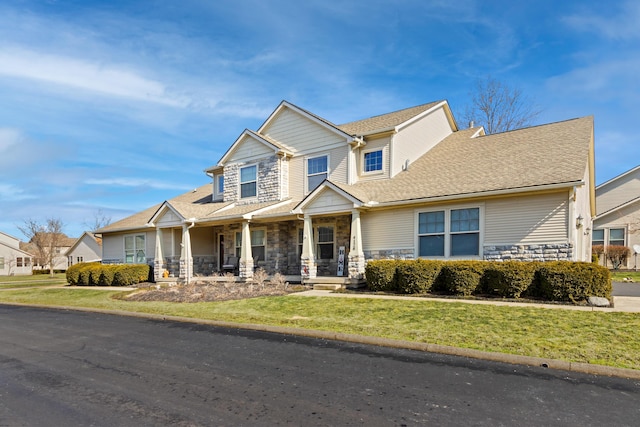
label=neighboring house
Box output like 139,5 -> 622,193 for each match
20,233 -> 76,271
592,165 -> 640,269
98,100 -> 596,285
0,231 -> 33,276
66,232 -> 103,267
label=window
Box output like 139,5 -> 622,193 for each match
125,234 -> 146,263
418,207 -> 480,258
307,155 -> 328,192
592,229 -> 604,246
363,150 -> 383,173
298,228 -> 304,257
240,165 -> 257,198
68,256 -> 73,267
609,228 -> 625,246
77,256 -> 84,263
235,229 -> 266,262
0,257 -> 4,269
218,175 -> 225,194
25,257 -> 31,267
17,257 -> 23,267
316,226 -> 334,260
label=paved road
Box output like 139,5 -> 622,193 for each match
1,305 -> 639,426
613,281 -> 640,297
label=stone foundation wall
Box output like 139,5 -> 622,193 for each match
364,249 -> 415,261
483,243 -> 573,262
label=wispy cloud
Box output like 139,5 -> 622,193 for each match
0,183 -> 36,201
0,46 -> 189,107
85,178 -> 190,191
564,0 -> 640,40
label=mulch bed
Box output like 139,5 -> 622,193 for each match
123,281 -> 308,303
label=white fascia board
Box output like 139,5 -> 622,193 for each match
596,164 -> 640,190
292,181 -> 365,214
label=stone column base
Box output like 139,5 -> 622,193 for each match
301,257 -> 317,279
153,259 -> 164,281
348,253 -> 365,280
239,258 -> 254,280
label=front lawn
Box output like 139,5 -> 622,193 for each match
610,271 -> 640,282
0,287 -> 639,370
0,273 -> 68,289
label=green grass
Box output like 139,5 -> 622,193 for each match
1,287 -> 639,370
610,270 -> 640,282
0,273 -> 67,289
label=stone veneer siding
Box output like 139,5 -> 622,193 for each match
223,155 -> 280,205
482,244 -> 573,261
364,243 -> 574,262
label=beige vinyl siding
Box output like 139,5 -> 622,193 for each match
157,209 -> 182,227
361,208 -> 414,251
391,107 -> 453,177
190,227 -> 215,255
596,168 -> 640,215
358,135 -> 390,181
227,136 -> 274,163
289,145 -> 350,200
484,192 -> 569,245
102,231 -> 154,262
262,108 -> 346,154
304,190 -> 355,215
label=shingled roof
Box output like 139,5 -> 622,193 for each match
336,101 -> 443,135
344,116 -> 593,204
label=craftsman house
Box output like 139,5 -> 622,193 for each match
98,100 -> 596,285
592,165 -> 640,269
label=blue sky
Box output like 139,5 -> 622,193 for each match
1,0 -> 638,240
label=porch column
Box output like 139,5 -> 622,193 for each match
301,214 -> 317,279
239,220 -> 254,280
153,228 -> 164,281
179,223 -> 193,283
348,210 -> 365,281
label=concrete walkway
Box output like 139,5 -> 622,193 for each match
291,289 -> 640,313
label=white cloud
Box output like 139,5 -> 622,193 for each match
0,46 -> 189,107
0,183 -> 36,201
85,178 -> 190,191
564,1 -> 640,40
0,127 -> 22,152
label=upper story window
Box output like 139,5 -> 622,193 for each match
418,207 -> 480,258
240,165 -> 257,198
363,149 -> 383,173
307,155 -> 328,192
217,175 -> 224,194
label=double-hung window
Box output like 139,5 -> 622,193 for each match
307,155 -> 328,192
609,228 -> 625,246
592,229 -> 605,246
240,165 -> 257,198
235,229 -> 266,262
125,234 -> 146,263
363,149 -> 383,173
418,207 -> 480,258
316,226 -> 334,260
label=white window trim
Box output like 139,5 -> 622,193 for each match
305,154 -> 330,194
124,233 -> 146,264
361,148 -> 384,175
315,223 -> 336,261
214,174 -> 225,200
593,226 -> 627,246
235,228 -> 267,260
239,163 -> 258,199
415,204 -> 484,259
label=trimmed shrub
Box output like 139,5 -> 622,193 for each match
482,261 -> 538,298
66,263 -> 150,286
606,245 -> 630,270
365,260 -> 399,292
536,261 -> 611,303
396,259 -> 443,294
440,261 -> 487,296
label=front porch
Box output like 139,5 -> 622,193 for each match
150,210 -> 366,287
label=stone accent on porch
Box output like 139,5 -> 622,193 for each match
483,243 -> 573,262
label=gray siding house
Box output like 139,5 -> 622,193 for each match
98,100 -> 596,284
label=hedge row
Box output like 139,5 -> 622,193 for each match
365,260 -> 611,303
66,262 -> 151,286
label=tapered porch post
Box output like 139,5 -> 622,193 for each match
348,210 -> 365,282
239,220 -> 254,280
153,228 -> 164,281
179,223 -> 193,283
301,214 -> 317,279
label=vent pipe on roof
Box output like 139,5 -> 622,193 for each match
469,121 -> 474,128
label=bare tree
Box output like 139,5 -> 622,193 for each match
462,76 -> 541,134
84,209 -> 112,232
18,218 -> 65,277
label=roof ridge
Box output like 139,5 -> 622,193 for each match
474,115 -> 593,138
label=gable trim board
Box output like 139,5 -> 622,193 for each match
97,99 -> 595,283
